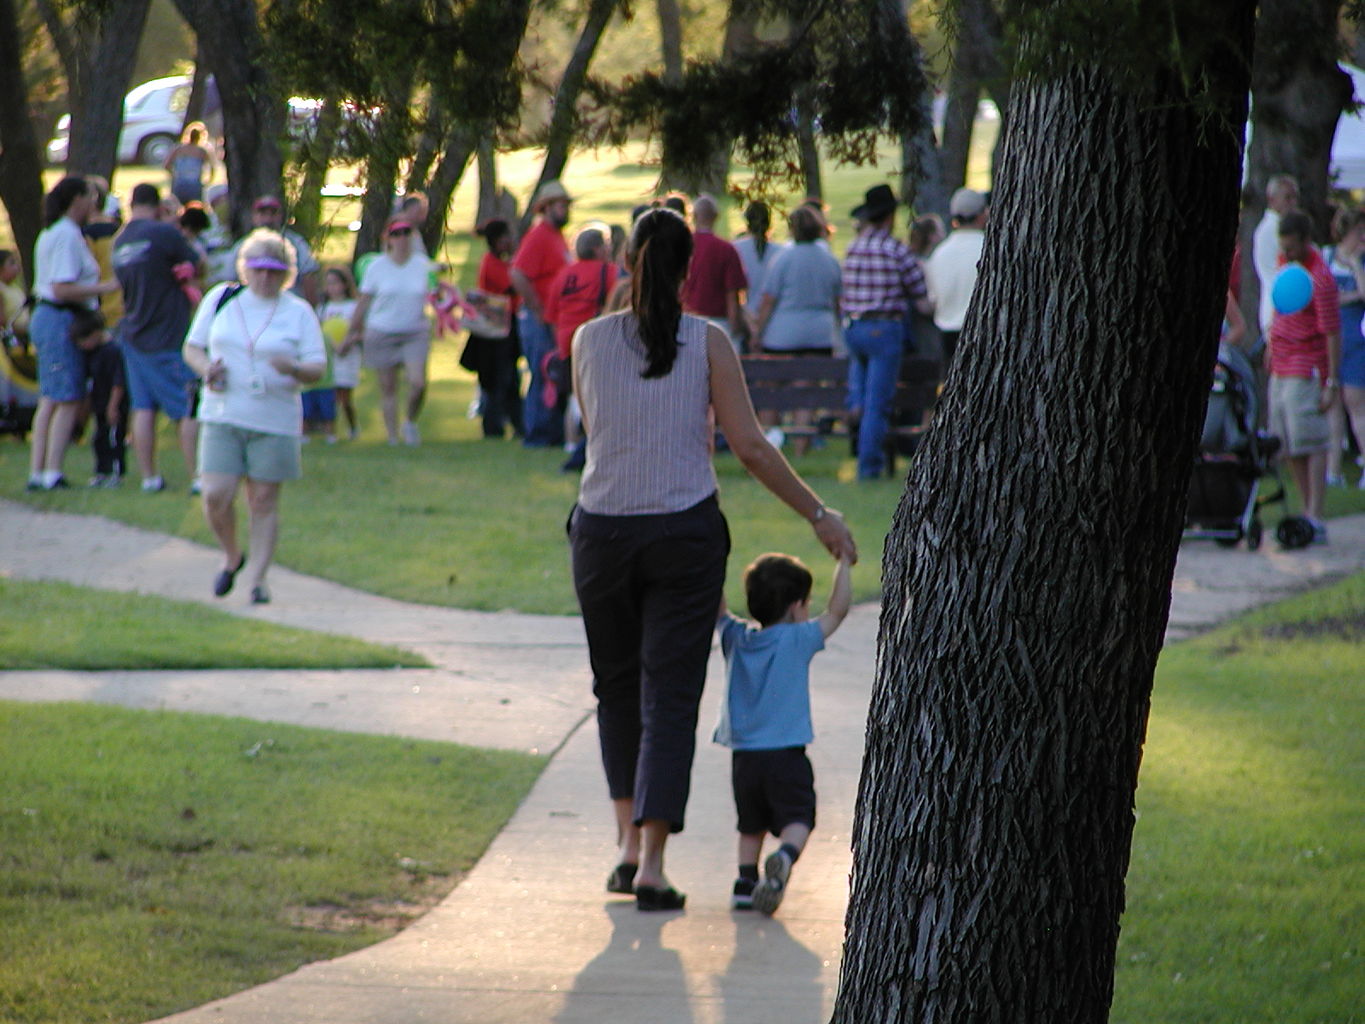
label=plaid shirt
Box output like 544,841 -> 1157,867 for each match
841,227 -> 928,318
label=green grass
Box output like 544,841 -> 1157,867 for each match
1112,574 -> 1365,1024
0,578 -> 427,670
0,701 -> 544,1024
1,331 -> 907,614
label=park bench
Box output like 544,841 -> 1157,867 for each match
739,354 -> 942,476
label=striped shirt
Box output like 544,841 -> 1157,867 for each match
1269,246 -> 1338,381
841,227 -> 928,318
574,311 -> 717,515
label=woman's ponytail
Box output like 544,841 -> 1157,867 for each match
630,209 -> 693,378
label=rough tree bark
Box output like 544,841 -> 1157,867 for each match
36,0 -> 152,178
832,4 -> 1256,1021
1238,0 -> 1348,326
0,0 -> 45,282
173,0 -> 285,237
519,0 -> 622,236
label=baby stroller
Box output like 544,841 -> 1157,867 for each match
0,303 -> 38,438
1183,342 -> 1286,551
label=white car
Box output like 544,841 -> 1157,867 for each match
47,75 -> 215,167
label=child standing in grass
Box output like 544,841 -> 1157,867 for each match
318,266 -> 360,440
714,552 -> 851,914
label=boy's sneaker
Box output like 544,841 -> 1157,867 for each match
731,877 -> 756,911
141,476 -> 166,493
1311,519 -> 1329,545
752,849 -> 793,916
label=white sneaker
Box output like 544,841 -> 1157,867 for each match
402,422 -> 420,446
141,476 -> 166,493
1326,473 -> 1346,488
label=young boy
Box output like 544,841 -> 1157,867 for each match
714,552 -> 852,915
70,309 -> 128,486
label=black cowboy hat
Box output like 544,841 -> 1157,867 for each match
851,184 -> 898,222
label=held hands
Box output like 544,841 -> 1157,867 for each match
812,507 -> 858,564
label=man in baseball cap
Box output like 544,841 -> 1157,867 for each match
926,187 -> 990,368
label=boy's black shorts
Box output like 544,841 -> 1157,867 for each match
731,746 -> 816,837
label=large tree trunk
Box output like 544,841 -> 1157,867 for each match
832,7 -> 1255,1021
1238,0 -> 1348,328
173,0 -> 285,237
519,0 -> 620,236
37,0 -> 152,179
0,0 -> 45,283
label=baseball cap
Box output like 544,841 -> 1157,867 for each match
949,188 -> 987,219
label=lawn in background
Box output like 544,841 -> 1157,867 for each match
0,578 -> 426,670
0,701 -> 544,1024
1111,573 -> 1364,1023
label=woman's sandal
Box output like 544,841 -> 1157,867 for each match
213,553 -> 246,598
635,884 -> 686,911
606,863 -> 637,895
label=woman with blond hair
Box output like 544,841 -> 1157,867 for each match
182,230 -> 326,604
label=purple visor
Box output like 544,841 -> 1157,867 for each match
245,256 -> 289,271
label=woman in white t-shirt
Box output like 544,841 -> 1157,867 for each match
182,230 -> 326,605
348,218 -> 432,445
27,176 -> 120,491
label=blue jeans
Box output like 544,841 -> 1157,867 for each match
518,309 -> 562,447
845,318 -> 905,479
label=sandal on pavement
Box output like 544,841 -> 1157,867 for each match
635,884 -> 686,912
213,554 -> 247,598
606,863 -> 637,895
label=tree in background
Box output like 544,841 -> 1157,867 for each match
0,0 -> 46,283
831,0 -> 1256,1018
172,0 -> 285,236
35,0 -> 153,179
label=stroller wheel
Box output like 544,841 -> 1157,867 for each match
1246,520 -> 1263,551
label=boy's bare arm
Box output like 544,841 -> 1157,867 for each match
817,558 -> 853,638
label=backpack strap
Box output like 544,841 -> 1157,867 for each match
214,283 -> 244,315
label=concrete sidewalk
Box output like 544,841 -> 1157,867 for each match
1,499 -> 1362,1023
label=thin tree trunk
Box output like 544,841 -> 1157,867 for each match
291,97 -> 342,247
833,7 -> 1255,1020
173,0 -> 285,237
354,69 -> 416,260
1239,0 -> 1349,328
895,0 -> 945,215
38,0 -> 152,178
424,124 -> 479,254
476,136 -> 501,225
938,66 -> 978,194
654,0 -> 685,191
519,0 -> 620,236
407,97 -> 445,195
0,0 -> 45,283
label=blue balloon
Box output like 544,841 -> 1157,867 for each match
1271,264 -> 1313,316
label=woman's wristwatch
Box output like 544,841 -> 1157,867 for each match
810,504 -> 829,524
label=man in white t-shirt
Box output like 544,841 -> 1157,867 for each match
1253,174 -> 1299,338
926,187 -> 988,368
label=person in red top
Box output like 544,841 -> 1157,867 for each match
1269,210 -> 1341,542
470,218 -> 522,439
545,226 -> 618,472
680,194 -> 747,347
545,226 -> 618,359
511,180 -> 572,446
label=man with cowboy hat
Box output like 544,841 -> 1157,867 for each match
511,179 -> 573,446
841,183 -> 934,480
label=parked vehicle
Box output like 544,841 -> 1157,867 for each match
46,75 -> 220,167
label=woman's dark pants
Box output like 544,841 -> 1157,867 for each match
569,496 -> 728,833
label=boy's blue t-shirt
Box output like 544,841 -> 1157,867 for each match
713,613 -> 825,751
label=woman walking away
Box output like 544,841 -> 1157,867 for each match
27,176 -> 119,491
182,230 -> 326,605
347,217 -> 433,446
569,208 -> 857,912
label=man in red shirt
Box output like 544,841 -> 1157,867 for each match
1269,211 -> 1341,542
511,180 -> 572,446
681,194 -> 747,347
